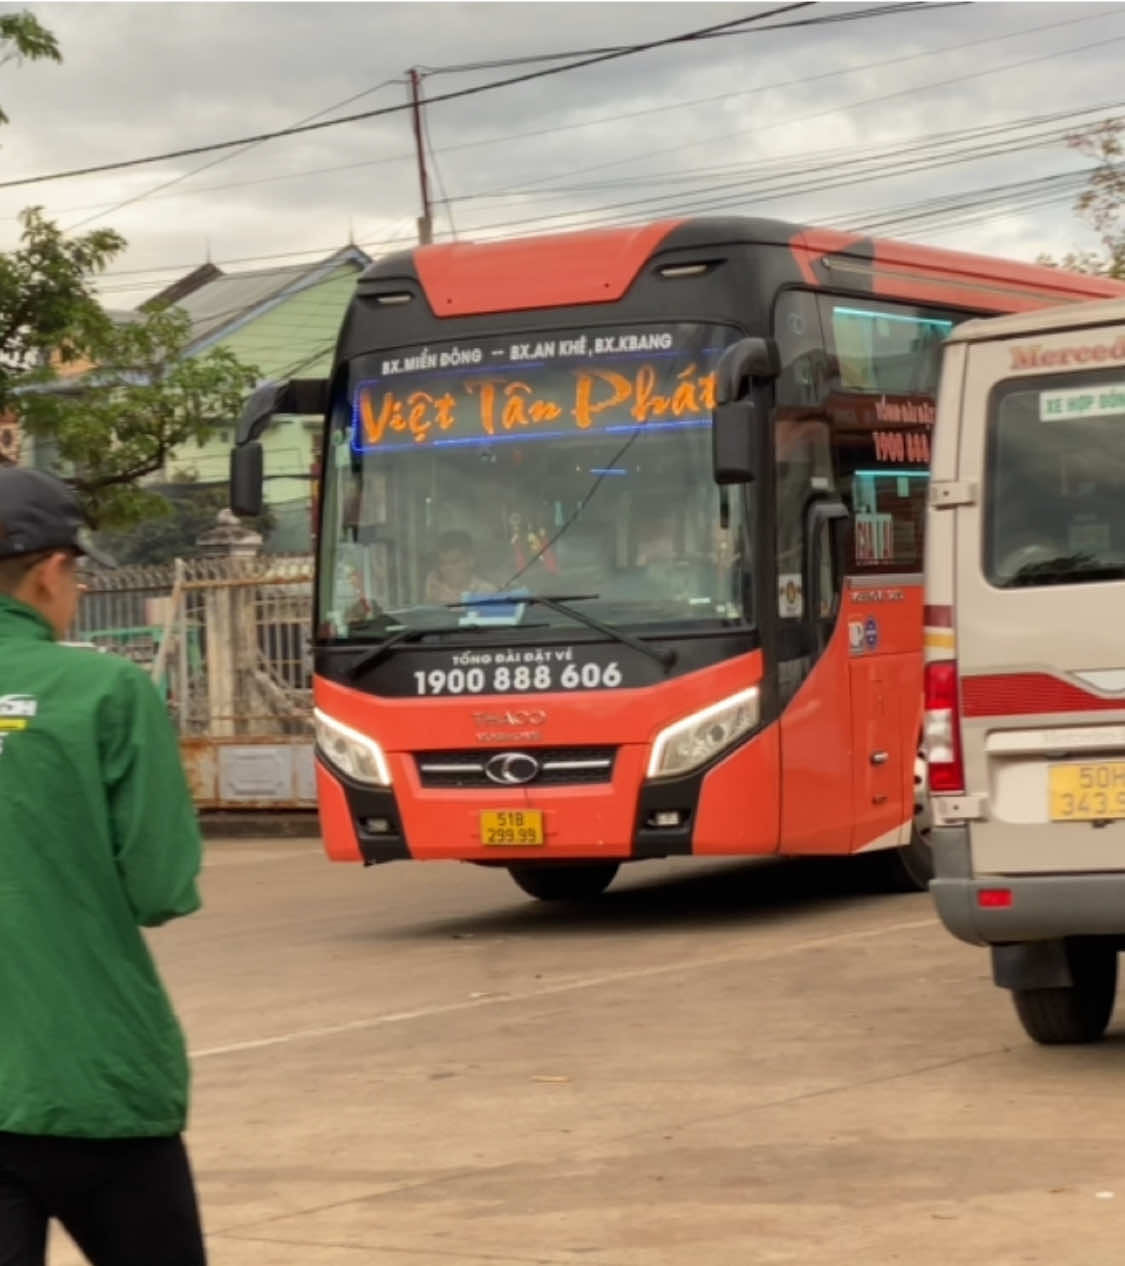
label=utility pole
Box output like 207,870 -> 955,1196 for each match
409,68 -> 433,246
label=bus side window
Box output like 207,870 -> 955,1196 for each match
774,290 -> 831,409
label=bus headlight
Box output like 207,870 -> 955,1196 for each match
314,708 -> 392,786
646,687 -> 760,779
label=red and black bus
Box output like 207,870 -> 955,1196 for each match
231,216 -> 1125,901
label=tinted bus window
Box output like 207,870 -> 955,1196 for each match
836,455 -> 929,574
818,297 -> 956,396
819,296 -> 965,575
773,292 -> 971,577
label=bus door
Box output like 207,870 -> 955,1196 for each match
839,460 -> 930,853
846,585 -> 908,853
817,294 -> 952,854
773,415 -> 854,854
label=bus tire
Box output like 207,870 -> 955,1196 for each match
508,862 -> 619,902
877,828 -> 934,893
1011,941 -> 1117,1045
878,745 -> 935,892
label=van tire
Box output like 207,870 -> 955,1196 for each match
508,862 -> 619,902
1011,941 -> 1117,1045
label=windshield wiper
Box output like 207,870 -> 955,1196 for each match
344,617 -> 552,679
345,624 -> 444,679
446,593 -> 677,671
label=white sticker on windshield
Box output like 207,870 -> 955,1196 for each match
778,573 -> 804,619
1039,384 -> 1125,422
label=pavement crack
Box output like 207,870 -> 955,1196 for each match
211,1228 -> 617,1265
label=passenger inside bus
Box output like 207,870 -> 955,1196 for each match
425,530 -> 493,604
635,508 -> 680,567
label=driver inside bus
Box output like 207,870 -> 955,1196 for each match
425,529 -> 493,604
636,508 -> 681,567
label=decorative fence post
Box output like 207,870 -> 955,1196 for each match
196,509 -> 263,737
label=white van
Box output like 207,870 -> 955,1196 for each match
925,296 -> 1125,1045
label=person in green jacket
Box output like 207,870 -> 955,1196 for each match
0,469 -> 206,1266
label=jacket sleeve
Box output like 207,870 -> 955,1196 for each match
101,663 -> 203,928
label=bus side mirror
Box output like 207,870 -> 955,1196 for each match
229,376 -> 328,518
712,337 -> 779,486
235,378 -> 327,444
713,393 -> 768,485
230,442 -> 264,518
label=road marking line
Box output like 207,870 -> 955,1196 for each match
191,914 -> 936,1060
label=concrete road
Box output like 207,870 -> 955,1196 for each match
53,842 -> 1125,1265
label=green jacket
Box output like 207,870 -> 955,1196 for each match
0,595 -> 203,1138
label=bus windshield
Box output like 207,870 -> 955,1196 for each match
317,322 -> 750,640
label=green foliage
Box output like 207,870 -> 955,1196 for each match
0,10 -> 61,123
1040,119 -> 1125,279
19,305 -> 260,531
0,15 -> 262,539
96,480 -> 276,567
0,208 -> 124,410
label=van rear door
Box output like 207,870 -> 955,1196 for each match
954,325 -> 1125,875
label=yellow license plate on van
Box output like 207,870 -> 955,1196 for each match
1048,762 -> 1125,821
480,810 -> 544,846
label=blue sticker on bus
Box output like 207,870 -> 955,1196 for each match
864,617 -> 879,650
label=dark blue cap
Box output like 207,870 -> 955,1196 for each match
0,468 -> 115,568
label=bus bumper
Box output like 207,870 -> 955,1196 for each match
930,825 -> 1125,946
314,724 -> 781,864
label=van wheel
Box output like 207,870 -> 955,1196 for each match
508,863 -> 619,902
1012,941 -> 1117,1045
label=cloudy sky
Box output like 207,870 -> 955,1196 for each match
2,0 -> 1122,308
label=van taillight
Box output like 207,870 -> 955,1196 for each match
924,660 -> 965,794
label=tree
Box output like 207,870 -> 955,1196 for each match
0,16 -> 124,419
19,305 -> 260,531
96,478 -> 276,567
0,14 -> 263,538
0,10 -> 61,123
0,207 -> 125,415
1039,119 -> 1125,279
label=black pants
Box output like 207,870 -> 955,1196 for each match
0,1132 -> 206,1266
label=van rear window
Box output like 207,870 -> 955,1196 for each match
985,373 -> 1125,588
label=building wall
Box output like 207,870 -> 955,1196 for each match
165,265 -> 359,552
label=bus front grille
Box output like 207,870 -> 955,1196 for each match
414,746 -> 617,789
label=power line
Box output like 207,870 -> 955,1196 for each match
463,20 -> 1125,204
0,5 -> 813,191
21,4 -> 1113,228
88,89 -> 1115,298
443,110 -> 1120,211
451,162 -> 1104,256
62,78 -> 404,233
408,107 -> 1112,245
415,3 -> 963,75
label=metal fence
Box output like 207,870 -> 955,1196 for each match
76,553 -> 317,810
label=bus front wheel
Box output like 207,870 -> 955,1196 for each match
1011,940 -> 1118,1045
508,862 -> 620,902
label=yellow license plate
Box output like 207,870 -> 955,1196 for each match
1048,762 -> 1125,821
480,809 -> 544,847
